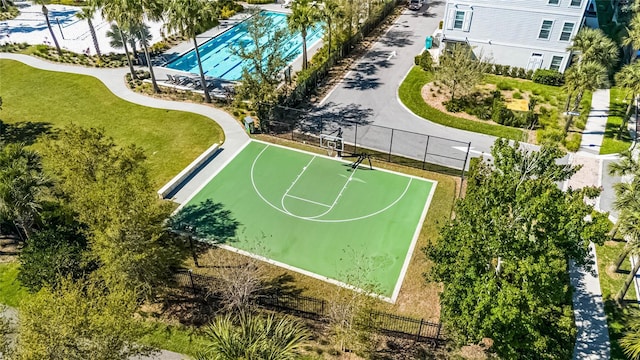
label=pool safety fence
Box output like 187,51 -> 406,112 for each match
175,269 -> 445,345
258,105 -> 471,178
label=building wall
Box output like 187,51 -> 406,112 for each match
441,0 -> 589,72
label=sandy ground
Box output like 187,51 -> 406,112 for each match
0,2 -> 164,55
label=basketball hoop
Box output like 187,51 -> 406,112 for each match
320,134 -> 344,157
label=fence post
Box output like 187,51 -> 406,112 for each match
291,123 -> 294,141
436,322 -> 443,341
354,123 -> 358,154
460,141 -> 471,197
415,318 -> 424,343
188,269 -> 196,296
321,299 -> 325,317
422,135 -> 430,170
388,128 -> 394,162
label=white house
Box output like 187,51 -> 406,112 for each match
439,0 -> 599,73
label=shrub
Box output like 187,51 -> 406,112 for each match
537,127 -> 565,143
502,65 -> 511,77
493,64 -> 504,75
515,67 -> 527,79
532,69 -> 564,86
512,92 -> 523,99
415,51 -> 434,72
526,69 -> 534,80
497,82 -> 513,91
563,133 -> 581,152
472,105 -> 493,120
445,98 -> 465,112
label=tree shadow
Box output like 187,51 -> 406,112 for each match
342,72 -> 382,91
168,199 -> 240,245
0,121 -> 54,145
378,30 -> 414,48
309,101 -> 374,131
260,273 -> 304,297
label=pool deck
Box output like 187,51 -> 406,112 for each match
155,3 -> 322,87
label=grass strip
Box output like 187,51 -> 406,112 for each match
399,67 -> 525,141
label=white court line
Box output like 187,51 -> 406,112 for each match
304,165 -> 360,219
390,179 -> 438,303
285,194 -> 331,208
281,156 -> 316,213
251,144 -> 415,223
217,243 -> 395,303
171,140 -> 252,214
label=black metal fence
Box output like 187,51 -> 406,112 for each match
259,105 -> 471,178
175,269 -> 444,345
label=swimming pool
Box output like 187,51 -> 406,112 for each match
164,11 -> 324,81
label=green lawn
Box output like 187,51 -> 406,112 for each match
399,67 -> 525,141
0,60 -> 224,187
601,87 -> 633,155
596,241 -> 638,360
0,262 -> 29,308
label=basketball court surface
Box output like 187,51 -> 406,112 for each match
178,140 -> 437,301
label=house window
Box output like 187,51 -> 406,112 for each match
560,22 -> 575,41
539,20 -> 554,40
570,0 -> 581,6
548,0 -> 560,4
453,10 -> 465,30
550,56 -> 563,71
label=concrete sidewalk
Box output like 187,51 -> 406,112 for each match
579,89 -> 610,155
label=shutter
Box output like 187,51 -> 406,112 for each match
462,10 -> 473,32
446,9 -> 455,30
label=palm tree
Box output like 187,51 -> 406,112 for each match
623,14 -> 640,62
0,143 -> 49,241
197,311 -> 310,360
607,151 -> 640,303
622,308 -> 640,360
568,27 -> 619,70
562,61 -> 608,133
288,0 -> 320,70
316,0 -> 344,62
615,62 -> 640,129
164,0 -> 219,103
94,0 -> 163,92
76,6 -> 101,57
93,0 -> 138,80
41,3 -> 62,56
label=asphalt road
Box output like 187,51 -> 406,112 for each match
311,0 -> 498,169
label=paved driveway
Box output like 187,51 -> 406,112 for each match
311,1 -> 498,169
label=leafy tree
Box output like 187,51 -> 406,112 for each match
435,43 -> 490,101
18,202 -> 92,292
76,6 -> 101,57
197,311 -> 310,360
41,125 -> 183,298
92,0 -> 139,80
230,9 -> 296,106
14,278 -> 153,360
164,0 -> 219,103
288,0 -> 320,70
568,27 -> 619,69
615,62 -> 640,129
0,142 -> 49,241
562,61 -> 608,133
425,139 -> 609,360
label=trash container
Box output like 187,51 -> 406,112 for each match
244,116 -> 254,134
425,36 -> 433,50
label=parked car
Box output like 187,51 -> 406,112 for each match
408,0 -> 422,10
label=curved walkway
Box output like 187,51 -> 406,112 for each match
0,53 -> 250,203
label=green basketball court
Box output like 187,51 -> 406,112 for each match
179,141 -> 436,300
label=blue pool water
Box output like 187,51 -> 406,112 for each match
165,11 -> 324,81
